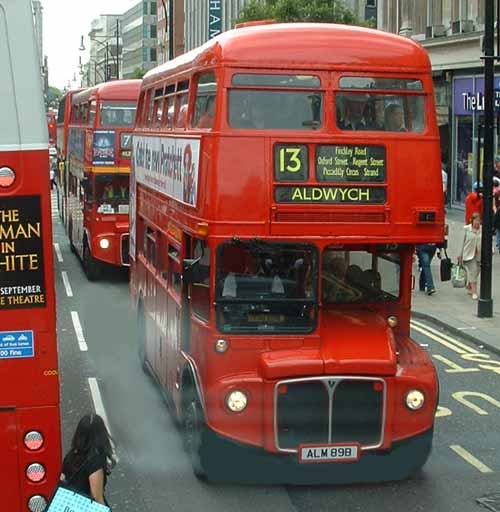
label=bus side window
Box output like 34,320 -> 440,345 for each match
190,240 -> 210,322
168,245 -> 182,295
89,100 -> 96,126
146,227 -> 156,266
193,71 -> 217,129
175,93 -> 189,129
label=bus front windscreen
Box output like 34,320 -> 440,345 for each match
216,242 -> 317,333
100,102 -> 136,128
94,174 -> 130,214
322,249 -> 401,304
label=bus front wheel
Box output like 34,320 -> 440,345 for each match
83,240 -> 100,281
182,392 -> 207,480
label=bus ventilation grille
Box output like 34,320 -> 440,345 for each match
274,212 -> 386,223
276,378 -> 383,450
121,235 -> 130,265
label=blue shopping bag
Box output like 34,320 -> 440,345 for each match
47,486 -> 110,512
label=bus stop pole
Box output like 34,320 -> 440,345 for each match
477,0 -> 495,318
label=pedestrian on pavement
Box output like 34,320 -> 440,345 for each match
60,413 -> 115,508
442,164 -> 448,210
458,212 -> 482,300
415,244 -> 437,295
464,182 -> 483,224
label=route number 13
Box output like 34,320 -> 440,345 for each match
274,144 -> 308,182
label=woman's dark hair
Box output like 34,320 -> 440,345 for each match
64,413 -> 116,474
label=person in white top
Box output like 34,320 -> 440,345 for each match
442,167 -> 448,208
458,212 -> 482,300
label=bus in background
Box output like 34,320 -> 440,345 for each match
56,88 -> 80,224
130,22 -> 444,484
65,80 -> 141,280
0,1 -> 61,510
46,112 -> 57,146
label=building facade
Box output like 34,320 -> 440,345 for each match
157,0 -> 184,63
378,0 -> 497,207
184,0 -> 266,52
86,14 -> 122,86
32,0 -> 48,96
122,0 -> 158,78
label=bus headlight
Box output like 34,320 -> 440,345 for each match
226,390 -> 248,412
99,238 -> 110,249
405,390 -> 425,410
28,495 -> 47,512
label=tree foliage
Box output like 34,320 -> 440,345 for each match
131,67 -> 147,79
235,0 -> 373,27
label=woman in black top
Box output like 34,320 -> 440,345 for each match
61,413 -> 115,507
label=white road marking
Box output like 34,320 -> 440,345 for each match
71,311 -> 88,352
61,271 -> 73,297
88,378 -> 119,461
53,243 -> 63,262
450,445 -> 493,473
411,320 -> 478,354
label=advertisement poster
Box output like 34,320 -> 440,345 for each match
129,152 -> 137,261
0,196 -> 46,310
133,136 -> 200,207
93,130 -> 116,166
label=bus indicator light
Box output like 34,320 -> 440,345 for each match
24,431 -> 44,451
0,167 -> 16,188
28,495 -> 47,512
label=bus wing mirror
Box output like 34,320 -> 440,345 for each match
183,257 -> 201,284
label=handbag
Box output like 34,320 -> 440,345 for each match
47,454 -> 111,512
439,248 -> 453,282
451,263 -> 467,288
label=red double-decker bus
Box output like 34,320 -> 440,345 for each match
65,80 -> 140,279
55,89 -> 81,224
130,22 -> 443,483
0,0 -> 61,510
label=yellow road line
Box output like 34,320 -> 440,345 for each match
411,319 -> 478,354
450,445 -> 493,473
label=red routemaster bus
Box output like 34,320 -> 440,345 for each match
55,89 -> 81,224
65,80 -> 141,279
130,22 -> 443,484
0,0 -> 61,510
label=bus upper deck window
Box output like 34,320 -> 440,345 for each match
336,93 -> 425,133
337,76 -> 425,133
229,90 -> 322,130
229,73 -> 322,131
193,72 -> 217,129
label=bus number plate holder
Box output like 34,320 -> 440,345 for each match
298,443 -> 360,464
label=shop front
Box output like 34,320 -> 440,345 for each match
451,74 -> 500,207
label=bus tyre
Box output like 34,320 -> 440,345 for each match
183,393 -> 207,480
83,240 -> 100,281
68,221 -> 76,253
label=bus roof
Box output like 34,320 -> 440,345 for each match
144,23 -> 430,86
0,0 -> 47,150
72,79 -> 142,105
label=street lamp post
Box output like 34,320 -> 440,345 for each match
477,0 -> 497,318
79,27 -> 120,83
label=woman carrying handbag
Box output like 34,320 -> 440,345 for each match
458,212 -> 482,300
60,413 -> 116,508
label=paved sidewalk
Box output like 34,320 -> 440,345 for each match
411,208 -> 500,355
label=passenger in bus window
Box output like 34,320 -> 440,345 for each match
196,96 -> 215,129
384,103 -> 406,132
337,94 -> 373,131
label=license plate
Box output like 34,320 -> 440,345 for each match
298,443 -> 360,464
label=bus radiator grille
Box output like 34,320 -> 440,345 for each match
276,378 -> 384,451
